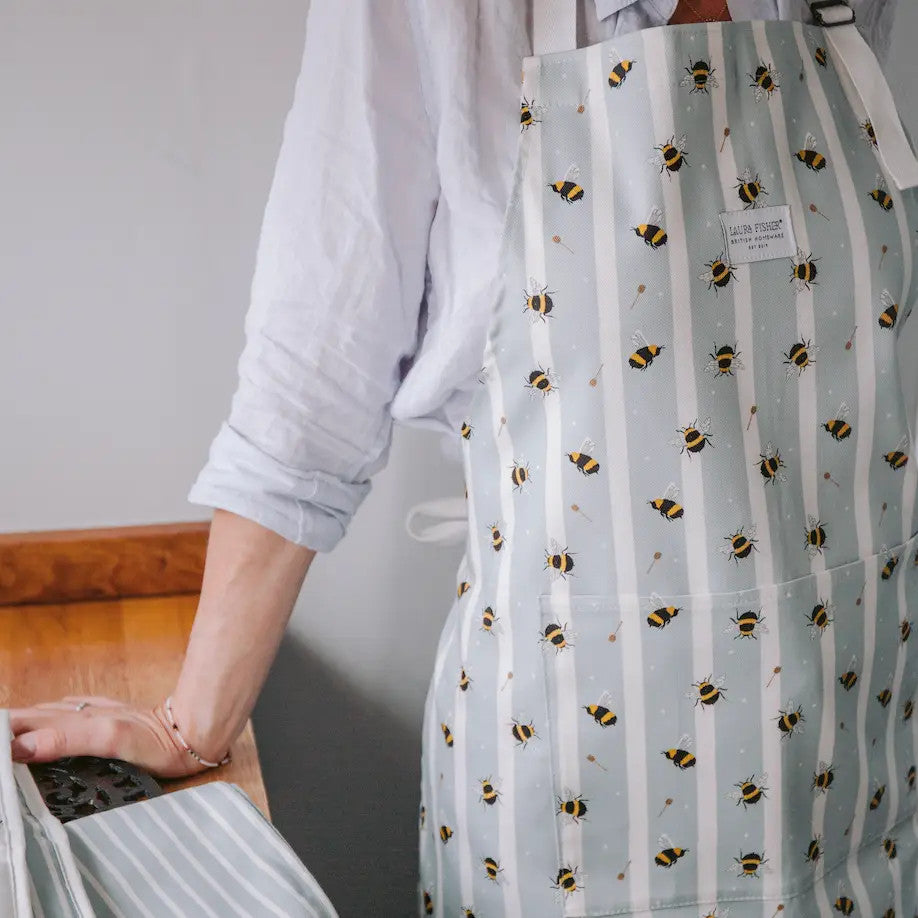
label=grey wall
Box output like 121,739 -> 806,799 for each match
2,4 -> 918,916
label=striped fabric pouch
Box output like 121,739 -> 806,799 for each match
2,711 -> 340,918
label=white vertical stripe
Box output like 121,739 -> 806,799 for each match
71,854 -> 131,918
20,811 -> 71,917
27,874 -> 46,918
643,25 -> 716,906
586,39 -> 652,915
523,54 -> 582,915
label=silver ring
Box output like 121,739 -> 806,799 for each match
74,701 -> 90,712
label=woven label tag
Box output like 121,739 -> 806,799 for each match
718,204 -> 798,265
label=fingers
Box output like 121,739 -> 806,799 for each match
11,717 -> 122,763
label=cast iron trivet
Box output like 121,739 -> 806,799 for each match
28,757 -> 162,823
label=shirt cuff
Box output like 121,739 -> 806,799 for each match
186,421 -> 372,553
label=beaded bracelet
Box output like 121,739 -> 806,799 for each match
163,695 -> 232,768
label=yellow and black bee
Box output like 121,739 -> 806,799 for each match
869,173 -> 894,211
488,521 -> 505,552
460,420 -> 473,440
721,524 -> 759,563
548,163 -> 585,202
795,132 -> 827,172
804,514 -> 828,557
882,837 -> 897,861
834,894 -> 855,915
734,850 -> 768,877
878,289 -> 899,329
439,824 -> 453,844
735,168 -> 768,209
758,441 -> 787,485
901,619 -> 912,643
552,864 -> 582,896
556,792 -> 589,823
584,690 -> 618,727
655,834 -> 689,868
646,591 -> 683,629
699,254 -> 737,292
441,722 -> 454,747
823,401 -> 852,441
483,856 -> 503,881
860,117 -> 878,148
805,835 -> 823,864
608,48 -> 637,88
839,655 -> 859,691
730,773 -> 768,809
881,549 -> 899,580
906,764 -> 916,790
680,58 -> 718,94
686,673 -> 727,708
649,134 -> 689,175
784,336 -> 819,377
870,783 -> 887,809
812,760 -> 835,793
479,776 -> 501,806
544,538 -> 576,579
790,247 -> 821,292
725,607 -> 767,640
523,276 -> 556,324
510,458 -> 532,491
458,580 -> 471,598
877,687 -> 893,708
567,437 -> 600,476
748,62 -> 781,101
511,717 -> 537,747
525,364 -> 560,397
520,95 -> 544,131
459,667 -> 471,692
776,700 -> 805,738
649,481 -> 684,520
461,909 -> 476,918
480,605 -> 498,633
633,205 -> 668,248
423,890 -> 433,914
815,45 -> 829,67
662,733 -> 696,769
882,433 -> 909,470
419,804 -> 426,827
673,416 -> 714,455
806,599 -> 834,638
540,621 -> 573,653
629,329 -> 666,370
903,697 -> 913,721
706,342 -> 744,377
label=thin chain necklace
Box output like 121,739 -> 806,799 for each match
678,0 -> 730,22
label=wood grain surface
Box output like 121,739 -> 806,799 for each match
1,592 -> 270,821
0,522 -> 210,606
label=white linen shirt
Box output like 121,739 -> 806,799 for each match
186,0 -> 899,553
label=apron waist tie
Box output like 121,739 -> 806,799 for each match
405,495 -> 468,545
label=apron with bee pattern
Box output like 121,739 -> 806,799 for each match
408,1 -> 918,914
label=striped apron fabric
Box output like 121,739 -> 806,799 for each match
413,2 -> 918,915
1,710 -> 339,917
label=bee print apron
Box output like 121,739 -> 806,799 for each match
409,2 -> 918,914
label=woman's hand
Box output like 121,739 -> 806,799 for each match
9,695 -> 212,780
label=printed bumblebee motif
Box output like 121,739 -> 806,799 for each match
902,619 -> 913,643
483,856 -> 503,882
723,606 -> 768,640
457,580 -> 471,599
823,401 -> 853,441
607,48 -> 637,88
728,772 -> 768,809
783,336 -> 820,377
860,117 -> 878,148
834,882 -> 856,915
441,722 -> 454,747
680,57 -> 718,94
654,834 -> 689,868
566,437 -> 600,476
510,716 -> 538,747
699,253 -> 737,292
539,620 -> 574,653
795,132 -> 828,172
735,168 -> 768,209
805,598 -> 835,637
544,538 -> 576,579
804,514 -> 829,557
701,907 -> 731,918
629,330 -> 666,369
877,686 -> 893,708
423,890 -> 433,914
649,482 -> 684,520
551,863 -> 584,897
509,458 -> 532,491
880,544 -> 899,579
907,764 -> 916,789
439,824 -> 453,844
870,782 -> 887,808
520,95 -> 545,131
775,698 -> 805,738
685,672 -> 727,707
644,591 -> 683,629
902,697 -> 913,721
882,433 -> 909,470
648,133 -> 689,175
632,205 -> 668,248
805,835 -> 823,864
877,289 -> 899,329
480,605 -> 498,634
525,364 -> 560,397
556,789 -> 589,824
460,420 -> 474,440
757,441 -> 787,485
720,524 -> 759,563
733,849 -> 768,878
487,520 -> 505,552
748,62 -> 780,102
706,341 -> 744,377
838,654 -> 860,691
672,416 -> 714,456
811,760 -> 836,793
661,733 -> 695,769
583,689 -> 619,727
868,173 -> 894,211
815,45 -> 829,67
789,247 -> 821,291
478,775 -> 501,806
548,163 -> 585,202
523,276 -> 556,324
458,666 -> 471,691
882,837 -> 898,861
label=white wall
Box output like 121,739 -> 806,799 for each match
3,4 -> 918,914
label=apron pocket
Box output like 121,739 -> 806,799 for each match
537,527 -> 918,914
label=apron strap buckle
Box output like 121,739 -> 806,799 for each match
809,1 -> 856,28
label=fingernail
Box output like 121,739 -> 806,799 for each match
11,736 -> 36,760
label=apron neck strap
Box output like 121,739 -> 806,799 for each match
533,0 -> 577,57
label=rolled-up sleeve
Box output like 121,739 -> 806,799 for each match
186,0 -> 439,552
